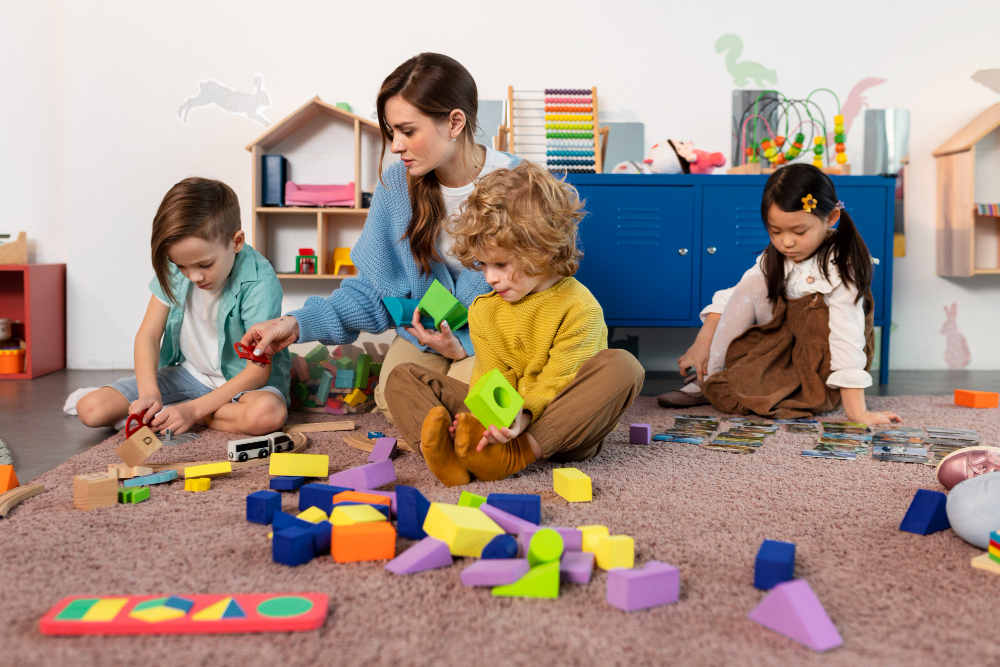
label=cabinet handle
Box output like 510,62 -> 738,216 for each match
678,248 -> 688,256
707,247 -> 717,254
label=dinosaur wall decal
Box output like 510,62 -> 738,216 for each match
715,34 -> 777,88
972,69 -> 1000,95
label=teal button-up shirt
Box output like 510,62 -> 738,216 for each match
149,244 -> 291,405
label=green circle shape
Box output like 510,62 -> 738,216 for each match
256,596 -> 313,618
528,528 -> 564,566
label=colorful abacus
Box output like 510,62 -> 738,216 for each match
497,86 -> 606,173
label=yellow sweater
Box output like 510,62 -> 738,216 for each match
469,277 -> 608,423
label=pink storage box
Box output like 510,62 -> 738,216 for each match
284,182 -> 355,207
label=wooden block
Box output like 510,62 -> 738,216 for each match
553,468 -> 592,502
422,503 -> 504,557
183,462 -> 232,479
73,472 -> 118,511
107,464 -> 154,480
269,453 -> 329,478
281,421 -> 354,434
331,522 -> 396,563
595,535 -> 635,570
0,465 -> 18,493
972,552 -> 1000,575
115,426 -> 163,467
184,478 -> 210,492
954,389 -> 999,408
330,504 -> 388,526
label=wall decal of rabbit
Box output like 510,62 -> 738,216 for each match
178,74 -> 272,127
942,302 -> 971,368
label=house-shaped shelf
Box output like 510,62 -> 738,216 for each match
245,96 -> 391,279
935,102 -> 1000,277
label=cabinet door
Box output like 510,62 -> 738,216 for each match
575,185 -> 694,322
833,186 -> 887,321
701,186 -> 770,309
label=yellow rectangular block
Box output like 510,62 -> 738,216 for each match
422,502 -> 503,557
184,462 -> 232,479
577,525 -> 609,554
269,452 -> 330,478
553,468 -> 592,502
330,504 -> 388,526
595,535 -> 634,570
297,507 -> 329,524
184,478 -> 210,492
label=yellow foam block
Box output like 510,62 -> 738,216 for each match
422,502 -> 504,557
82,598 -> 128,622
269,452 -> 329,478
330,504 -> 387,526
184,462 -> 232,479
344,387 -> 367,407
297,507 -> 329,524
595,535 -> 634,570
972,552 -> 1000,575
577,525 -> 609,554
553,468 -> 592,502
184,478 -> 210,492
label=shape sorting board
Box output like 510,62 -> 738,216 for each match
39,593 -> 328,635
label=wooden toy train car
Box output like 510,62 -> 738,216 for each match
227,431 -> 294,462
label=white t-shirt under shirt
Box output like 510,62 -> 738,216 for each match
437,146 -> 515,282
154,285 -> 227,390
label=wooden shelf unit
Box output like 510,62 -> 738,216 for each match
245,96 -> 381,279
0,264 -> 66,380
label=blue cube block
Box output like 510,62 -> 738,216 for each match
312,521 -> 332,555
246,490 -> 281,525
754,539 -> 796,590
900,489 -> 951,535
299,483 -> 352,513
396,485 -> 431,540
330,501 -> 391,519
481,534 -> 519,559
273,511 -> 317,533
270,476 -> 305,491
486,493 -> 541,525
272,527 -> 315,567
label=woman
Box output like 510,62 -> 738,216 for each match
241,53 -> 520,422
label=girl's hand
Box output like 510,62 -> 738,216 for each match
678,340 -> 711,383
129,395 -> 163,424
857,410 -> 902,426
150,402 -> 202,435
241,316 -> 300,358
404,309 -> 468,360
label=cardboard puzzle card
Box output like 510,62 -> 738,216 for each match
802,449 -> 857,461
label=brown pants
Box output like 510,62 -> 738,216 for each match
384,348 -> 645,462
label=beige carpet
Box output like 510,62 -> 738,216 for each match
2,395 -> 998,666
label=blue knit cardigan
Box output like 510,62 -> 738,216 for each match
288,153 -> 521,355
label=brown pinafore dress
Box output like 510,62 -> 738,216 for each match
701,290 -> 875,419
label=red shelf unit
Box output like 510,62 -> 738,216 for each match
0,264 -> 66,379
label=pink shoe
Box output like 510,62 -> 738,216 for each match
936,446 -> 1000,490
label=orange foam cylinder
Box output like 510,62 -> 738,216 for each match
331,522 -> 396,563
954,389 -> 999,409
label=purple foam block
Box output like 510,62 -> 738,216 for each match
480,503 -> 537,535
328,459 -> 396,489
384,537 -> 453,575
368,437 -> 398,463
747,579 -> 843,652
629,423 -> 652,445
606,561 -> 680,611
518,525 -> 582,555
460,559 -> 531,587
560,551 -> 595,584
364,490 -> 397,518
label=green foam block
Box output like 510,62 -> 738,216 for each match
492,560 -> 559,599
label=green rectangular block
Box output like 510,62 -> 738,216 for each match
354,354 -> 372,389
309,365 -> 325,380
118,487 -> 150,504
464,368 -> 524,430
458,491 -> 487,508
418,279 -> 468,331
336,357 -> 355,371
305,344 -> 329,364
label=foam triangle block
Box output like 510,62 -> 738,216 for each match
192,597 -> 246,621
221,598 -> 246,619
899,489 -> 950,535
491,560 -> 559,599
747,579 -> 843,652
384,537 -> 453,575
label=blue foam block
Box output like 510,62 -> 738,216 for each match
246,490 -> 281,525
330,501 -> 390,519
486,493 -> 541,525
272,527 -> 315,567
270,476 -> 305,491
753,539 -> 796,590
481,534 -> 519,559
312,521 -> 332,555
396,485 -> 431,540
299,483 -> 352,513
900,489 -> 951,535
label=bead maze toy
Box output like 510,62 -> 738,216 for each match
729,89 -> 852,175
495,87 -> 608,173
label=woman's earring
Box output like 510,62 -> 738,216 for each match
451,136 -> 457,142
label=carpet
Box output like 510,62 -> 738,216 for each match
2,395 -> 998,666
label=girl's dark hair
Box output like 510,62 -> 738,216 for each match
151,177 -> 241,303
375,53 -> 480,275
760,163 -> 871,303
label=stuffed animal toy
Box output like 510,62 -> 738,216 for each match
641,139 -> 726,175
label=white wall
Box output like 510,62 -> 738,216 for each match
4,0 -> 1000,370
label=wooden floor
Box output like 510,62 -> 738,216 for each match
2,368 -> 999,483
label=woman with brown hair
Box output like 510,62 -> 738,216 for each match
241,53 -> 520,422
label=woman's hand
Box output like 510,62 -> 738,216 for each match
678,340 -> 711,383
150,402 -> 202,435
403,308 -> 468,360
856,410 -> 902,426
129,395 -> 163,424
241,316 -> 300,358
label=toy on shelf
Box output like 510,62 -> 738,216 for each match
642,140 -> 726,175
495,87 -> 608,174
284,182 -> 356,208
330,247 -> 356,276
729,89 -> 851,175
0,232 -> 27,264
295,248 -> 317,275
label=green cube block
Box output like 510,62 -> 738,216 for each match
417,279 -> 468,331
354,354 -> 372,388
118,487 -> 150,504
371,362 -> 383,377
305,344 -> 330,364
464,368 -> 524,430
458,491 -> 487,508
336,357 -> 355,371
309,365 -> 325,380
292,383 -> 309,402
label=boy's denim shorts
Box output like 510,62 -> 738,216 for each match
108,365 -> 285,405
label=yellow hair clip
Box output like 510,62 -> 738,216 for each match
801,194 -> 817,213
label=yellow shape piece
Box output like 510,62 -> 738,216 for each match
594,535 -> 635,570
81,598 -> 129,621
184,478 -> 210,492
344,387 -> 367,407
269,452 -> 330,478
332,247 -> 356,276
129,605 -> 187,623
422,502 -> 503,557
577,525 -> 609,554
184,462 -> 231,479
192,597 -> 233,621
330,504 -> 387,526
553,468 -> 592,502
297,506 -> 329,524
972,552 -> 1000,575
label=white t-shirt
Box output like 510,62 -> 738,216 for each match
155,285 -> 226,389
437,146 -> 515,281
